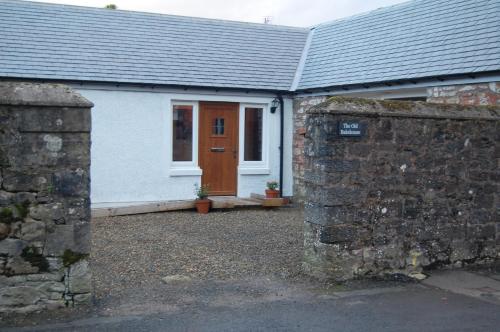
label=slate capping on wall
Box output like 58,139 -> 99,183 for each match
0,82 -> 94,108
308,97 -> 500,121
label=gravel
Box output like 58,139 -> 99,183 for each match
91,208 -> 304,299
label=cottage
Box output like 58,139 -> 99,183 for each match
0,0 -> 499,208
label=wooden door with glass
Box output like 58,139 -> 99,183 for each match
198,102 -> 239,196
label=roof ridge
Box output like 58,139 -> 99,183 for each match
290,28 -> 315,91
6,0 -> 308,31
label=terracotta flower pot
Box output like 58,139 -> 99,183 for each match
265,189 -> 280,199
195,199 -> 211,214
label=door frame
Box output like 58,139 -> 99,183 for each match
238,103 -> 270,173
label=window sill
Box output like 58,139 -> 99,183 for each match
170,167 -> 202,177
238,167 -> 270,175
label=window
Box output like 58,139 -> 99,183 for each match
212,118 -> 225,135
172,104 -> 193,161
244,107 -> 263,161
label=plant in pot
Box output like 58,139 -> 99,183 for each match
194,183 -> 211,214
265,181 -> 280,198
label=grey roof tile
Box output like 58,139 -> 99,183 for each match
0,0 -> 498,91
0,0 -> 309,90
297,0 -> 500,90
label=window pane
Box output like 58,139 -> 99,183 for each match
212,118 -> 225,135
244,107 -> 263,161
172,105 -> 193,161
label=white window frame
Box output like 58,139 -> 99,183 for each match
238,103 -> 270,175
169,100 -> 202,176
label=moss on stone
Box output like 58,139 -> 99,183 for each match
327,96 -> 413,111
327,96 -> 377,106
0,207 -> 15,224
14,200 -> 30,219
379,99 -> 413,111
62,249 -> 88,267
0,201 -> 30,224
21,246 -> 50,272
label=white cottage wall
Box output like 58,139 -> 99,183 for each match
77,87 -> 293,207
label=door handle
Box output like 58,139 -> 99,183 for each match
210,147 -> 225,152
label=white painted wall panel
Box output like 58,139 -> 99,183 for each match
77,88 -> 294,207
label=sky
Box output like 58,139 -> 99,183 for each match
28,0 -> 409,27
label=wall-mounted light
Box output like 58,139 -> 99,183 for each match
270,98 -> 280,113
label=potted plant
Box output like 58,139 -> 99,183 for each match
194,183 -> 211,214
265,181 -> 280,198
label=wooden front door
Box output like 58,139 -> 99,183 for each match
199,102 -> 239,196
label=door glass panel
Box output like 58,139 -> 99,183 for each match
212,118 -> 225,135
244,107 -> 263,161
172,105 -> 193,161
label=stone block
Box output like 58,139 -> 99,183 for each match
43,225 -> 75,256
450,240 -> 474,262
46,257 -> 64,272
304,204 -> 356,226
0,286 -> 43,307
0,191 -> 14,206
467,224 -> 496,239
18,107 -> 91,133
68,260 -> 91,294
0,238 -> 28,256
318,187 -> 364,206
29,203 -> 64,223
18,219 -> 46,242
73,221 -> 91,254
12,133 -> 90,168
52,169 -> 89,197
0,223 -> 10,241
1,169 -> 50,192
73,293 -> 92,304
5,256 -> 39,275
319,225 -> 371,249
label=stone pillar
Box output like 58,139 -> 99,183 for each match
303,97 -> 500,281
292,96 -> 327,204
0,82 -> 93,313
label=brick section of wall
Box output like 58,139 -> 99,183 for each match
292,96 -> 327,203
303,97 -> 500,281
0,82 -> 93,314
427,82 -> 500,106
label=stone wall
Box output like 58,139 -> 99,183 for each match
427,82 -> 500,106
0,82 -> 93,313
292,96 -> 327,202
303,97 -> 499,281
293,82 -> 500,203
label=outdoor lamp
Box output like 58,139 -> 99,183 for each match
270,98 -> 280,113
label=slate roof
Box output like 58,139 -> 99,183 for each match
0,0 -> 309,91
298,0 -> 500,90
0,0 -> 499,92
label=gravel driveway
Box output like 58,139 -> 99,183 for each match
91,208 -> 304,299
